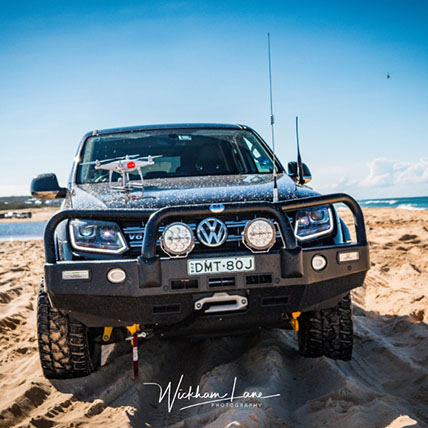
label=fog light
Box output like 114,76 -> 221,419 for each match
312,255 -> 327,271
243,218 -> 276,251
107,268 -> 126,283
62,270 -> 90,280
161,222 -> 194,257
338,251 -> 360,263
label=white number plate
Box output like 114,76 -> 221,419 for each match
187,256 -> 255,275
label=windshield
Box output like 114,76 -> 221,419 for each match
76,128 -> 278,184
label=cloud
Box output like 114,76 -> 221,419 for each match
316,157 -> 428,196
360,157 -> 428,187
323,176 -> 360,191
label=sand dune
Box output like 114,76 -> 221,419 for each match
0,208 -> 427,427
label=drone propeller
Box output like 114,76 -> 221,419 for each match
80,154 -> 141,166
133,155 -> 163,162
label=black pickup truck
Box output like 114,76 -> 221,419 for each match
31,123 -> 369,379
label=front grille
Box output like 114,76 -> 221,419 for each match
208,277 -> 236,287
121,215 -> 287,256
170,279 -> 199,290
246,274 -> 273,285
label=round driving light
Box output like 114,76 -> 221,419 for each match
161,222 -> 194,256
243,218 -> 276,251
312,255 -> 327,271
107,268 -> 126,283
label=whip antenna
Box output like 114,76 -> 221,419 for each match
295,116 -> 304,185
267,33 -> 279,202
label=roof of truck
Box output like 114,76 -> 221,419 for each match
83,123 -> 251,138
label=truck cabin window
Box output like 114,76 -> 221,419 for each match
76,129 -> 277,184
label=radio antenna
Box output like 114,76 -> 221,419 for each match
295,116 -> 305,185
267,33 -> 279,202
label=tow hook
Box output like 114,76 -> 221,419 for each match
102,325 -> 152,342
290,312 -> 301,332
102,326 -> 113,342
126,323 -> 140,336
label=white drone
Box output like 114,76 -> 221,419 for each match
81,154 -> 163,196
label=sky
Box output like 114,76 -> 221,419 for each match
0,0 -> 427,199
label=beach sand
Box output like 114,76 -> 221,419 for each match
0,208 -> 427,427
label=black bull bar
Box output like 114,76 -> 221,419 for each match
44,193 -> 367,264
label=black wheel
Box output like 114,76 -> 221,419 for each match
298,293 -> 353,361
37,284 -> 101,379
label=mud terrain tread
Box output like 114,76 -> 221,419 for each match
37,285 -> 100,379
298,293 -> 353,361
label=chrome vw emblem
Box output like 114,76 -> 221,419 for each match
196,218 -> 228,247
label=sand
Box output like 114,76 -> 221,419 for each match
0,208 -> 427,428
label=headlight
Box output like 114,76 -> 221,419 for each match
69,219 -> 128,254
243,218 -> 277,251
161,222 -> 194,257
294,206 -> 333,241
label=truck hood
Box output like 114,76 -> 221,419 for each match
70,174 -> 318,210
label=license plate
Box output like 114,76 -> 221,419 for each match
187,256 -> 255,275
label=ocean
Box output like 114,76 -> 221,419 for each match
0,221 -> 46,241
358,196 -> 428,211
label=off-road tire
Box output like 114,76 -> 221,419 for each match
298,293 -> 353,361
37,285 -> 101,379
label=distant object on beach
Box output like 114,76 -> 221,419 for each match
0,207 -> 58,225
0,195 -> 62,211
0,211 -> 32,220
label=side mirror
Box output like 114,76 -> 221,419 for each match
287,161 -> 312,184
31,173 -> 67,199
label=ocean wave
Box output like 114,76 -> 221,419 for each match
396,204 -> 425,211
363,199 -> 398,205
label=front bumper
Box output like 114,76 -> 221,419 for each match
45,244 -> 369,330
43,193 -> 369,334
